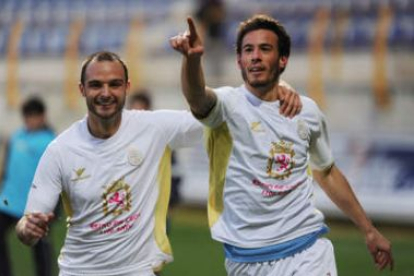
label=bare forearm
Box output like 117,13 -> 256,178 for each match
181,56 -> 216,118
313,165 -> 374,234
314,165 -> 394,270
181,56 -> 205,105
170,17 -> 216,118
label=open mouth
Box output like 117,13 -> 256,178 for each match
249,66 -> 265,74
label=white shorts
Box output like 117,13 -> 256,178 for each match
225,238 -> 337,276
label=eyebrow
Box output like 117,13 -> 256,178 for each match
242,42 -> 274,49
86,78 -> 125,84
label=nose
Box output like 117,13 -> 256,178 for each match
101,84 -> 110,95
251,48 -> 262,61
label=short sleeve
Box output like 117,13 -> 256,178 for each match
168,111 -> 204,149
25,142 -> 62,214
151,110 -> 203,150
309,106 -> 334,171
199,87 -> 232,128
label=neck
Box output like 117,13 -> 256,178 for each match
87,113 -> 122,139
247,81 -> 281,102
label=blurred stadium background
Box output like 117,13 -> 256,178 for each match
0,0 -> 413,275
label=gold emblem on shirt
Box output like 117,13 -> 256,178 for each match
71,168 -> 91,182
102,178 -> 132,216
267,140 -> 295,180
250,121 -> 265,132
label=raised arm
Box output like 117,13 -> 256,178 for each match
313,165 -> 394,271
169,17 -> 216,119
170,18 -> 302,119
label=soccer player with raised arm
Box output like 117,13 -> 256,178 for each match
170,14 -> 394,276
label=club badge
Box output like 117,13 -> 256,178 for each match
267,140 -> 296,180
128,147 -> 143,166
297,119 -> 309,140
102,178 -> 131,216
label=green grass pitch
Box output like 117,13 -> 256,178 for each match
6,206 -> 414,276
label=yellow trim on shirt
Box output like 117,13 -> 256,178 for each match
60,191 -> 73,262
61,191 -> 73,224
205,123 -> 233,228
155,147 -> 173,256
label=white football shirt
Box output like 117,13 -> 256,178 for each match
201,85 -> 334,248
25,109 -> 202,275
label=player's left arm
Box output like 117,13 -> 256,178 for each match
278,79 -> 302,118
313,165 -> 394,271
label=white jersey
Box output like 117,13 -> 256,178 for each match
201,85 -> 334,249
25,109 -> 202,276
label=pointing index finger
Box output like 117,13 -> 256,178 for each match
187,17 -> 198,41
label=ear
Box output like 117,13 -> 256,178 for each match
279,56 -> 288,71
79,83 -> 86,97
236,54 -> 242,70
125,80 -> 131,95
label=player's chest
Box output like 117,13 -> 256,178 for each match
61,140 -> 161,202
229,107 -> 310,151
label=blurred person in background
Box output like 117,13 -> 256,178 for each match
170,14 -> 393,276
14,51 -> 300,276
195,0 -> 227,85
128,89 -> 153,111
128,89 -> 183,233
0,96 -> 55,276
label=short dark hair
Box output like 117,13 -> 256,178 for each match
128,90 -> 152,110
21,96 -> 46,116
236,14 -> 291,59
80,51 -> 129,85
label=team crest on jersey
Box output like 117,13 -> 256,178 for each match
266,140 -> 295,180
102,178 -> 132,216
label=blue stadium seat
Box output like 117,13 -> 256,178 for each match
44,24 -> 69,56
343,14 -> 377,50
388,12 -> 414,49
0,28 -> 9,55
79,21 -> 129,55
19,25 -> 43,57
1,0 -> 412,57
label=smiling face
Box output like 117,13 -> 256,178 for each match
79,59 -> 130,127
237,29 -> 288,96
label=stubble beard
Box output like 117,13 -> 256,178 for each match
241,65 -> 281,90
87,96 -> 125,121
